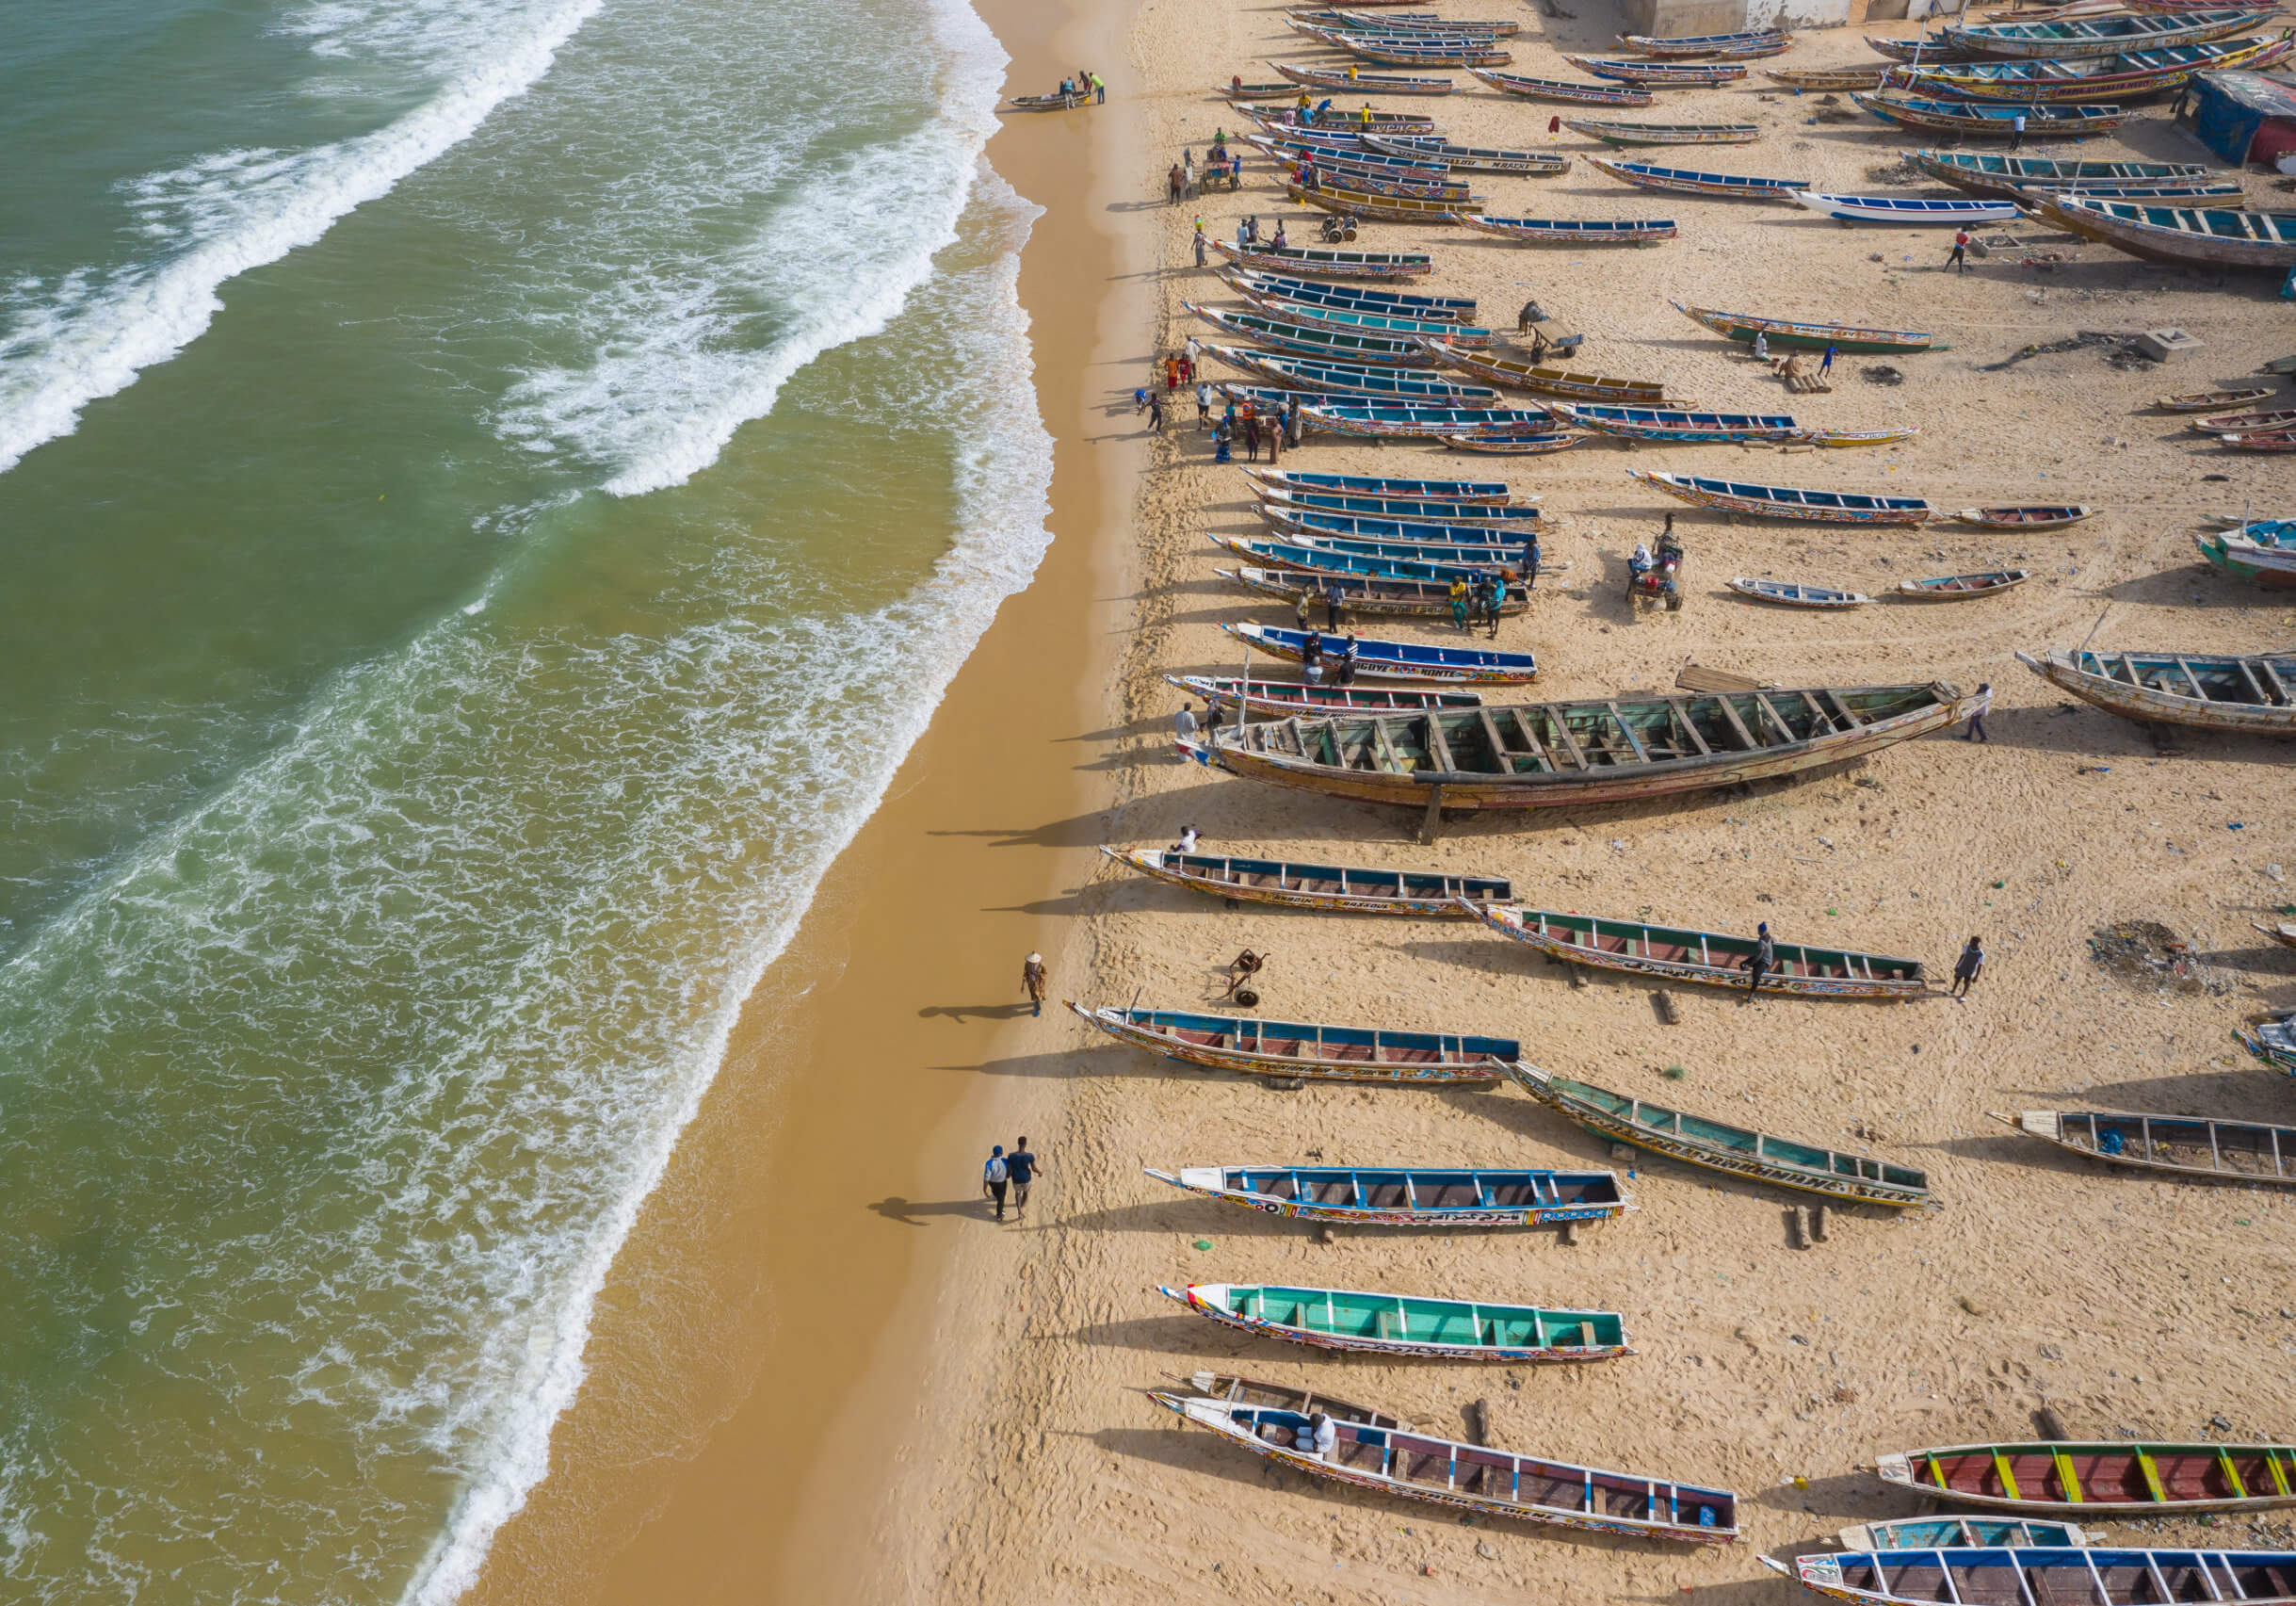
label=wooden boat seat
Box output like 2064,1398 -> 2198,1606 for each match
1364,1182 -> 1410,1207
1597,1482 -> 1653,1517
1424,1183 -> 1481,1207
1387,1046 -> 1442,1063
1520,1469 -> 1586,1508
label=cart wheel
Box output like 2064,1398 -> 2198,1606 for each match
1234,987 -> 1260,1009
1667,592 -> 1683,611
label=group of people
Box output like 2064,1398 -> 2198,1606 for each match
1295,630 -> 1359,687
1447,572 -> 1512,638
1052,69 -> 1105,107
1167,132 -> 1242,204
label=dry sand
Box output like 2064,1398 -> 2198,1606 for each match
464,0 -> 2296,1601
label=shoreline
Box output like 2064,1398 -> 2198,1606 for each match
451,0 -> 1155,1595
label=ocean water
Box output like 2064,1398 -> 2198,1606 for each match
0,0 -> 1049,1600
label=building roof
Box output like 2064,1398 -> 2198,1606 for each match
2195,70 -> 2296,118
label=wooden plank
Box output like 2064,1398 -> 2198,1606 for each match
2235,657 -> 2271,706
2136,1449 -> 2169,1503
1671,701 -> 1713,755
1675,661 -> 1763,693
1371,718 -> 1406,774
2257,659 -> 2294,706
1606,702 -> 1651,763
1476,707 -> 1513,771
1713,695 -> 1760,750
2053,1447 -> 2082,1504
1423,714 -> 1460,775
1798,690 -> 1839,734
2173,656 -> 2210,701
1506,706 -> 1554,767
1751,692 -> 1800,745
1991,1449 -> 2021,1503
1545,709 -> 1591,770
1823,689 -> 1866,728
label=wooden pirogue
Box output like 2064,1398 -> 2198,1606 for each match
1179,680 -> 1981,816
2015,648 -> 2296,735
1727,577 -> 1870,608
1562,54 -> 1750,84
2239,1015 -> 2296,1077
1837,1517 -> 2089,1550
1164,673 -> 1488,716
1221,622 -> 1541,682
1171,1372 -> 1402,1429
1766,1548 -> 2296,1606
1563,117 -> 1761,144
1419,338 -> 1673,402
1226,268 -> 1477,320
1224,563 -> 1529,616
1244,468 -> 1512,501
1633,469 -> 1933,525
1877,1440 -> 2296,1516
1289,182 -> 1484,223
1763,64 -> 1892,89
2035,194 -> 2296,271
1915,150 -> 2215,201
1364,133 -> 1569,172
1469,67 -> 1656,105
1270,62 -> 1457,95
1208,238 -> 1433,279
1944,7 -> 2276,58
1464,900 -> 1931,998
1150,1385 -> 1738,1541
1992,1109 -> 2296,1187
1501,1063 -> 1935,1206
1957,505 -> 2091,527
1158,1282 -> 1632,1362
1671,299 -> 1945,353
1456,212 -> 1677,244
1852,94 -> 2128,138
1896,569 -> 2031,600
1141,1163 -> 1630,1225
1588,157 -> 1809,200
2197,522 -> 2296,587
1071,1002 -> 1513,1083
1618,26 -> 1790,57
1102,845 -> 1509,915
1899,36 -> 2293,102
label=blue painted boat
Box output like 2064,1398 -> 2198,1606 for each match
1187,303 -> 1436,365
1282,154 -> 1474,198
1253,299 -> 1496,344
1261,490 -> 1542,524
2052,181 -> 2246,200
1244,468 -> 1512,501
1632,469 -> 1933,524
1274,507 -> 1544,546
1851,94 -> 2127,138
1213,383 -> 1324,412
1209,346 -> 1499,402
1223,622 -> 1540,682
1143,1163 -> 1625,1223
1072,1004 -> 1516,1082
1214,536 -> 1499,586
1222,564 -> 1527,617
1766,1547 -> 2296,1606
1276,533 -> 1539,569
1792,191 -> 2021,224
1840,1517 -> 2089,1550
1554,403 -> 1799,442
1726,576 -> 1870,608
1226,269 -> 1478,320
1302,401 -> 1557,438
1587,156 -> 1807,199
1459,214 -> 1676,244
1362,134 -> 1568,173
1911,149 -> 2214,200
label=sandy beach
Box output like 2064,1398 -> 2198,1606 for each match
467,0 -> 2296,1600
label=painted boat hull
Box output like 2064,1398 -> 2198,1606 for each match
1895,570 -> 2031,599
1853,93 -> 2125,136
1671,299 -> 1943,353
1222,622 -> 1538,683
1165,674 -> 1487,716
2037,194 -> 2296,269
1564,118 -> 1761,144
1994,1109 -> 2296,1187
1838,1518 -> 2089,1549
1502,1062 -> 1934,1206
1634,469 -> 1933,525
2194,532 -> 2296,588
1468,901 -> 1930,998
1770,1548 -> 2296,1606
1589,156 -> 1807,199
1957,505 -> 2090,527
1728,578 -> 1870,608
2015,649 -> 2296,735
1158,1283 -> 1633,1362
1077,1004 -> 1509,1083
1469,68 -> 1654,105
1457,213 -> 1676,243
1102,845 -> 1506,916
1225,565 -> 1528,618
1877,1444 -> 2296,1516
1142,1167 -> 1629,1225
1946,8 -> 2273,58
1420,338 -> 1672,402
1244,469 -> 1512,501
1440,432 -> 1581,454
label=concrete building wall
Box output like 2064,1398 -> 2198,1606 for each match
1615,0 -> 1959,41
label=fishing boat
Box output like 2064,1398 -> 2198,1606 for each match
1213,348 -> 1499,401
1158,1282 -> 1631,1362
1285,159 -> 1474,202
2238,1015 -> 2296,1076
1103,844 -> 1509,915
1329,39 -> 1513,68
1169,1372 -> 1403,1429
1465,901 -> 1931,998
1618,26 -> 1790,57
1221,621 -> 1539,683
1150,1386 -> 1739,1541
1419,339 -> 1673,402
1325,9 -> 1522,34
1288,182 -> 1484,223
1727,577 -> 1870,608
1588,157 -> 1808,200
1257,536 -> 1536,577
1563,118 -> 1762,144
1261,509 -> 1543,554
2165,386 -> 2285,414
1895,569 -> 2032,599
1914,149 -> 2217,199
1228,268 -> 1477,320
2193,522 -> 2296,588
1876,1441 -> 2296,1516
1502,1063 -> 1934,1205
1797,427 -> 1921,447
1791,191 -> 2022,224
1469,68 -> 1655,105
1852,94 -> 2126,137
2055,180 -> 2248,201
1186,302 -> 1436,364
1224,564 -> 1528,616
2222,430 -> 2296,451
1215,382 -> 1325,414
1181,677 -> 1981,813
1945,7 -> 2274,57
1073,1002 -> 1514,1083
1868,32 -> 1978,62
1440,431 -> 1581,454
1141,1163 -> 1629,1225
1242,297 -> 1493,344
1165,673 -> 1487,716
1836,1518 -> 2090,1550
1632,469 -> 1933,525
1457,212 -> 1677,243
1222,79 -> 1301,101
1245,467 -> 1511,500
1766,1547 -> 2296,1606
1302,401 -> 1558,438
1555,403 -> 1799,443
1900,35 -> 2292,101
1231,520 -> 1528,564
1763,64 -> 1894,90
1364,134 -> 1568,172
1208,237 -> 1434,279
1562,55 -> 1749,85
1007,89 -> 1089,110
2015,647 -> 2296,734
1992,1109 -> 2296,1188
1262,489 -> 1543,524
1271,61 -> 1456,94
1671,300 -> 1946,353
1221,538 -> 1509,586
2194,407 -> 2296,433
1956,504 -> 2093,527
1245,105 -> 1441,136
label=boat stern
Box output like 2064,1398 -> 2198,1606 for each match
1875,1451 -> 1915,1488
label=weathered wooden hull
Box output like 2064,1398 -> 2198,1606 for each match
1419,339 -> 1672,402
1469,68 -> 1653,105
1854,93 -> 2125,137
1078,1003 -> 1507,1083
1957,505 -> 2091,528
1503,1063 -> 1934,1206
1768,1549 -> 2296,1606
2015,649 -> 2296,735
1157,1283 -> 1633,1362
1946,8 -> 2272,58
2038,196 -> 2296,268
1878,1444 -> 2296,1516
1102,845 -> 1505,916
1620,28 -> 1790,57
1634,469 -> 1933,525
1564,118 -> 1761,144
1245,469 -> 1512,502
1184,682 -> 1981,811
1468,902 -> 1930,998
1916,150 -> 2216,201
2194,532 -> 2296,588
1457,213 -> 1676,244
1763,66 -> 1891,89
1153,1392 -> 1735,1542
1272,63 -> 1457,95
1439,432 -> 1582,454
1994,1109 -> 2296,1187
1671,299 -> 1944,353
1166,673 -> 1486,716
1209,238 -> 1434,279
1588,156 -> 1807,199
1563,54 -> 1749,84
1289,184 -> 1480,223
1729,578 -> 1869,608
1224,565 -> 1528,618
1896,570 -> 2031,600
1142,1168 -> 1629,1225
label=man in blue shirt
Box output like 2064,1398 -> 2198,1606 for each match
1005,1139 -> 1041,1219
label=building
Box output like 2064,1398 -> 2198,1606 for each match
2174,70 -> 2296,169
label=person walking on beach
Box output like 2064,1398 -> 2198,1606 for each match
1819,344 -> 1837,379
1195,381 -> 1211,429
1147,392 -> 1164,432
1949,936 -> 1985,999
1167,163 -> 1183,205
1742,922 -> 1773,998
1294,590 -> 1313,632
983,1144 -> 1011,1221
1006,1139 -> 1040,1216
1947,228 -> 1971,274
1186,334 -> 1201,376
1486,575 -> 1506,639
1243,415 -> 1261,462
1448,576 -> 1469,633
1173,702 -> 1198,745
1524,532 -> 1540,590
1963,683 -> 1992,742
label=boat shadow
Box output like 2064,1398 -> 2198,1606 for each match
934,1046 -> 1220,1081
2096,571 -> 2283,608
2051,1067 -> 2295,1115
865,1195 -> 999,1226
1748,1468 -> 1900,1520
1972,704 -> 2296,765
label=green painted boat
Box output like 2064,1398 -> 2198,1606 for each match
1670,298 -> 1946,355
1158,1282 -> 1633,1361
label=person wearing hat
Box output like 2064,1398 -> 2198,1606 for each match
1742,922 -> 1774,998
1022,951 -> 1047,1017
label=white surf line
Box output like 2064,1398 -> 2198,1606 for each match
0,0 -> 606,478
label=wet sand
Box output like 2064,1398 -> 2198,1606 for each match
456,0 -> 1152,1597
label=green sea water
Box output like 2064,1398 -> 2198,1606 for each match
0,0 -> 1049,1598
